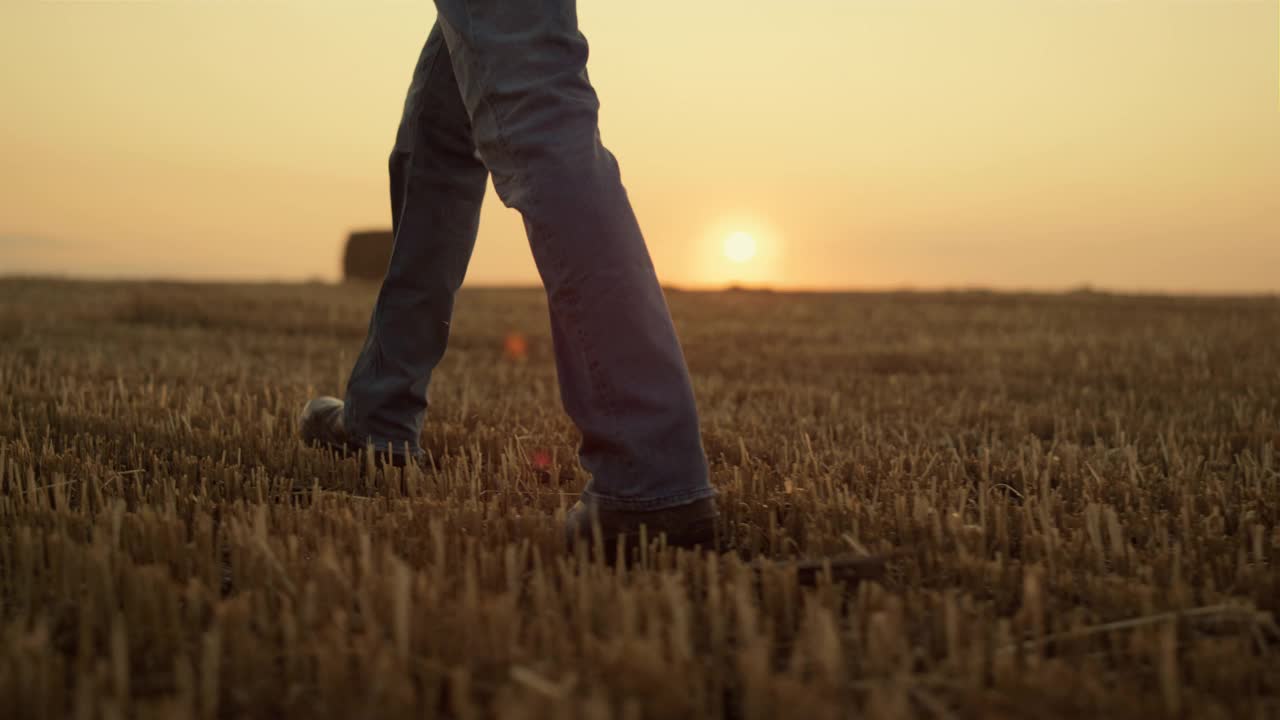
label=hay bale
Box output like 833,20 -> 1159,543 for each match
343,229 -> 395,282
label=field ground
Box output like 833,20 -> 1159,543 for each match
1,279 -> 1278,719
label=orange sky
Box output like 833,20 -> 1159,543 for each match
2,1 -> 1277,292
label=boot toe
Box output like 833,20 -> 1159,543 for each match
300,396 -> 350,449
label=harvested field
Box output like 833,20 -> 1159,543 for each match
1,278 -> 1277,719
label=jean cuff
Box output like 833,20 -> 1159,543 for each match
345,425 -> 425,461
579,484 -> 718,512
360,440 -> 426,461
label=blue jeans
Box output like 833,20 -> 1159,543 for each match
343,0 -> 714,511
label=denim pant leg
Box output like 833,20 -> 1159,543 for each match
432,0 -> 714,510
344,22 -> 488,456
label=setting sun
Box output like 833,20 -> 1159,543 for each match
723,232 -> 757,264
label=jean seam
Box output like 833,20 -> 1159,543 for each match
402,30 -> 447,152
450,4 -> 630,478
528,217 -> 628,472
347,28 -> 459,454
352,41 -> 446,450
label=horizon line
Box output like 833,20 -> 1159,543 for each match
1,272 -> 1277,300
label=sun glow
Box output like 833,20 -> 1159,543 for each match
698,216 -> 782,287
723,232 -> 757,264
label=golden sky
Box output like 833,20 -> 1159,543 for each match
2,1 -> 1277,292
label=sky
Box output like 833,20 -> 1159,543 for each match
2,0 -> 1277,292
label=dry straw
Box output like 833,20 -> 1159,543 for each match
0,280 -> 1277,718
